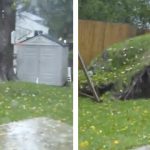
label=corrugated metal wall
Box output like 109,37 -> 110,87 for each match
16,45 -> 68,86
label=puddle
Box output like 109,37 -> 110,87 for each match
0,117 -> 72,150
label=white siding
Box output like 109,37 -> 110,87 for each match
15,37 -> 68,86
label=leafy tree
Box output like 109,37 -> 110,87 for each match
79,0 -> 150,29
29,0 -> 73,40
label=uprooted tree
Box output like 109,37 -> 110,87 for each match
0,0 -> 16,80
80,65 -> 150,100
120,65 -> 150,100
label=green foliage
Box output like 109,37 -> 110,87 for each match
79,0 -> 150,29
0,82 -> 73,125
37,0 -> 73,39
15,0 -> 30,9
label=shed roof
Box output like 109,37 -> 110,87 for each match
15,35 -> 68,47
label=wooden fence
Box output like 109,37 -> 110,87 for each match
79,20 -> 137,65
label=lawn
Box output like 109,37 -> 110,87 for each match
0,81 -> 73,125
79,97 -> 150,150
79,34 -> 150,150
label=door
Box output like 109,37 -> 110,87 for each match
38,46 -> 60,85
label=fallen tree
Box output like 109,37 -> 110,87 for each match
79,82 -> 114,98
80,65 -> 150,100
79,34 -> 150,101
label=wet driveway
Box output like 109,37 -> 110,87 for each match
0,117 -> 73,150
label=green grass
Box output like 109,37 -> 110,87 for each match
79,98 -> 150,150
0,81 -> 73,125
79,34 -> 150,91
79,34 -> 150,149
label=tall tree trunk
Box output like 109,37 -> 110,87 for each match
0,0 -> 16,80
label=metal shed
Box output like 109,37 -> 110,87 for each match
14,35 -> 68,86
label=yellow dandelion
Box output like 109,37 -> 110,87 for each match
90,125 -> 96,130
99,130 -> 102,133
113,140 -> 119,144
80,140 -> 89,148
143,110 -> 148,114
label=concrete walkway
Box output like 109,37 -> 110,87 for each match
0,117 -> 73,150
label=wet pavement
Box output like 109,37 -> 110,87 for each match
132,145 -> 150,150
0,117 -> 73,150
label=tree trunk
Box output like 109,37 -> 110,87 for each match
0,0 -> 16,80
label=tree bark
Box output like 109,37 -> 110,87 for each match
0,0 -> 16,80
